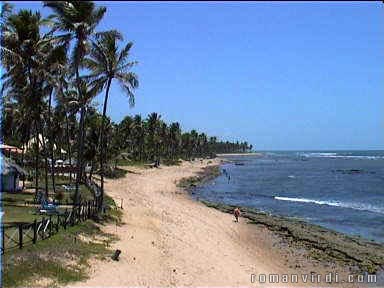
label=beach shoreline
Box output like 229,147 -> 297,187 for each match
64,158 -> 382,288
216,152 -> 263,157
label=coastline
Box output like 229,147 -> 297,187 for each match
216,152 -> 263,157
180,161 -> 384,276
63,158 -> 382,287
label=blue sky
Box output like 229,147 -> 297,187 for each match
10,1 -> 384,150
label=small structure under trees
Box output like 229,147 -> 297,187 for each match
0,156 -> 26,192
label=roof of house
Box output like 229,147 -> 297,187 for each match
0,144 -> 23,154
1,156 -> 26,176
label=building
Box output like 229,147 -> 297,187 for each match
1,156 -> 26,192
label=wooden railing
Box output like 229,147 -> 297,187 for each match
1,200 -> 98,254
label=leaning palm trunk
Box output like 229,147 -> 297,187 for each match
34,123 -> 40,200
89,160 -> 94,182
65,113 -> 72,183
74,68 -> 86,205
40,122 -> 49,198
75,105 -> 86,204
99,78 -> 113,210
47,89 -> 56,194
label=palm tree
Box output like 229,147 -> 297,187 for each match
146,113 -> 162,161
1,9 -> 55,198
132,115 -> 144,160
45,1 -> 107,204
83,31 -> 138,208
169,122 -> 181,159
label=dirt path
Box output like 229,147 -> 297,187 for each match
64,159 -> 318,287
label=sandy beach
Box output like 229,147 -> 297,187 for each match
64,159 -> 361,287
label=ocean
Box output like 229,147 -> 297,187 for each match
193,151 -> 384,243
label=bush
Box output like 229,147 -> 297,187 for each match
103,167 -> 127,179
55,190 -> 65,202
162,158 -> 182,166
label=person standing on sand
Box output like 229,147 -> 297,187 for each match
234,207 -> 241,222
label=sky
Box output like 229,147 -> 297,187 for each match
9,1 -> 384,150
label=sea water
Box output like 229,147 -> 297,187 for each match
193,151 -> 384,243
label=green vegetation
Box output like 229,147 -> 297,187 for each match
177,165 -> 221,189
3,193 -> 123,287
1,0 -> 252,211
2,174 -> 94,224
3,220 -> 118,288
0,2 -> 251,285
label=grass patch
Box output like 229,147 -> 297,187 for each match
116,159 -> 146,167
177,165 -> 221,189
3,205 -> 65,224
100,195 -> 124,225
3,220 -> 117,288
161,158 -> 182,166
3,193 -> 122,288
103,167 -> 127,179
2,180 -> 94,224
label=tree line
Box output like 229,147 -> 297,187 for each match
1,1 -> 252,209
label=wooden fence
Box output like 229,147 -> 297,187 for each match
1,200 -> 99,254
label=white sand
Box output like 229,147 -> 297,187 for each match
65,159 -> 350,287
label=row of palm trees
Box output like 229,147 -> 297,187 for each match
1,1 -> 252,210
112,112 -> 253,162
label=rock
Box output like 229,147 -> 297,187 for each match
112,249 -> 121,261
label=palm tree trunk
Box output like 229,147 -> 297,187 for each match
47,89 -> 56,194
65,113 -> 72,183
75,68 -> 85,205
99,78 -> 112,210
40,122 -> 49,199
34,123 -> 39,200
21,146 -> 25,190
89,161 -> 94,181
75,106 -> 86,204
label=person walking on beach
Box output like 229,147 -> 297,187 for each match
234,207 -> 241,222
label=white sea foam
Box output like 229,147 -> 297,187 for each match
299,153 -> 384,160
274,196 -> 384,214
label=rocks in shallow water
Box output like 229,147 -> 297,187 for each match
332,169 -> 375,175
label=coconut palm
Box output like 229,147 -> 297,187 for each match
132,115 -> 145,160
1,9 -> 56,198
83,31 -> 138,208
169,122 -> 181,159
44,1 -> 106,204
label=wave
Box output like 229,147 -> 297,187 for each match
298,152 -> 384,160
274,196 -> 384,214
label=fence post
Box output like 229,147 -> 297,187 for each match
42,217 -> 45,239
49,216 -> 52,237
18,224 -> 23,249
56,215 -> 60,232
71,208 -> 75,226
33,219 -> 37,244
64,210 -> 67,230
2,225 -> 5,254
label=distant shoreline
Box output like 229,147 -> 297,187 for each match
216,152 -> 263,157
